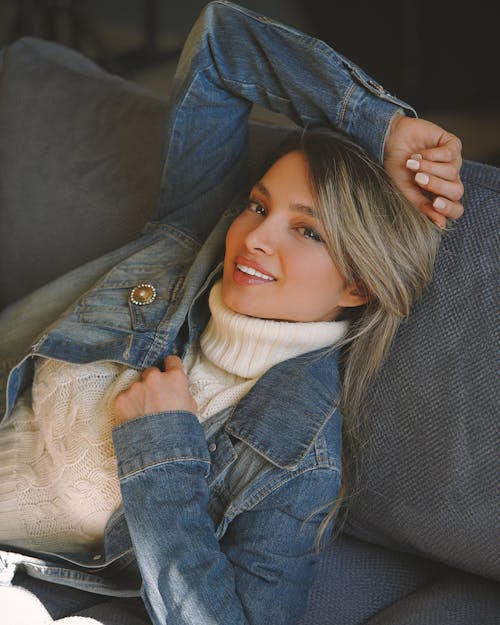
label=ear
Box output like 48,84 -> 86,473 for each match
337,282 -> 371,308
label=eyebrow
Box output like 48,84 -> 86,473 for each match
254,181 -> 316,216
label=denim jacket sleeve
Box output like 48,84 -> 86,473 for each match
112,411 -> 340,625
156,0 -> 416,242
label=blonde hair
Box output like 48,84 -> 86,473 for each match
266,127 -> 442,540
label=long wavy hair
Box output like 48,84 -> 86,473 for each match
262,127 -> 442,540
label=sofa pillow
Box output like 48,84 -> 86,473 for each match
0,37 -> 168,308
347,160 -> 500,581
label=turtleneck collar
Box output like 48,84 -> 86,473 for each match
200,282 -> 348,379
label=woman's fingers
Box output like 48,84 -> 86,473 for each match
114,355 -> 196,424
431,196 -> 464,220
406,154 -> 464,222
383,116 -> 464,226
406,157 -> 460,182
419,140 -> 463,168
164,355 -> 185,371
141,366 -> 161,380
410,192 -> 447,229
413,171 -> 463,201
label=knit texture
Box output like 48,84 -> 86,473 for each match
0,359 -> 137,552
0,281 -> 347,552
187,281 -> 348,420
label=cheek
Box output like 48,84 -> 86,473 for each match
225,216 -> 246,254
224,222 -> 236,253
290,251 -> 338,286
291,254 -> 344,303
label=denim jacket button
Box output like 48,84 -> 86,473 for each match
129,283 -> 157,306
92,554 -> 102,561
208,443 -> 217,453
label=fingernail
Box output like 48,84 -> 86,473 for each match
433,197 -> 446,210
411,153 -> 423,160
415,172 -> 429,185
432,216 -> 446,229
406,158 -> 420,171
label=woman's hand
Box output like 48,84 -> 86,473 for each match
384,115 -> 464,228
114,356 -> 197,424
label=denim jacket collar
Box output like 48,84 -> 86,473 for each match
226,347 -> 341,469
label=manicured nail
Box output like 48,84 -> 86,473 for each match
411,153 -> 423,160
433,197 -> 446,210
432,216 -> 446,229
415,172 -> 429,185
406,158 -> 420,171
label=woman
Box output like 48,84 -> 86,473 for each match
0,2 -> 463,624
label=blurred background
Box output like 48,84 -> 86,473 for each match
1,0 -> 499,165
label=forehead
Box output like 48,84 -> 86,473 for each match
257,151 -> 316,215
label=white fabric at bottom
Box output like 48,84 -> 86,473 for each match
0,585 -> 102,625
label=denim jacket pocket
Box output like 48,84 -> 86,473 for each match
76,230 -> 199,333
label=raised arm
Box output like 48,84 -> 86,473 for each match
155,0 -> 416,242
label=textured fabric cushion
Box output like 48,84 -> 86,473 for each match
298,534 -> 500,625
0,38 -> 168,309
345,161 -> 500,581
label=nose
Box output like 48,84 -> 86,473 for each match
244,218 -> 276,255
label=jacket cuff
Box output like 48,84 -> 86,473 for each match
112,411 -> 210,479
339,59 -> 417,163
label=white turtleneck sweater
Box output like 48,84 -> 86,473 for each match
0,282 -> 347,553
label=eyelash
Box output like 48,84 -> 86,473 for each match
246,199 -> 266,216
298,226 -> 323,242
245,199 -> 323,243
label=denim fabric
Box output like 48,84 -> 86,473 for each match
0,2 -> 412,624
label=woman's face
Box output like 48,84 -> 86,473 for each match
222,150 -> 358,322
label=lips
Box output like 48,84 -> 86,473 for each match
233,256 -> 276,286
234,256 -> 276,281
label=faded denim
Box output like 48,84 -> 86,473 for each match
0,2 -> 413,624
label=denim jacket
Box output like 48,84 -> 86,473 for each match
0,2 -> 414,623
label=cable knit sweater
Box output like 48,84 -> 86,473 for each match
0,282 -> 347,553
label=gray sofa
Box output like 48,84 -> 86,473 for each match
1,38 -> 499,624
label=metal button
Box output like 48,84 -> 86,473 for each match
129,283 -> 157,306
208,443 -> 217,453
92,554 -> 102,561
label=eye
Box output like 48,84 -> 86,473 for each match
245,198 -> 266,216
297,226 -> 324,243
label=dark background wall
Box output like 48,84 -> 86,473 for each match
302,1 -> 500,113
1,0 -> 499,163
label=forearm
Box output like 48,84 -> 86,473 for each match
200,1 -> 414,158
113,411 -> 250,625
112,410 -> 339,625
158,1 -> 415,235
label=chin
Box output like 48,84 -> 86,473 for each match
222,292 -> 267,319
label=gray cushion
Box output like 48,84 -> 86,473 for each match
348,161 -> 500,581
0,37 -> 168,309
298,534 -> 500,625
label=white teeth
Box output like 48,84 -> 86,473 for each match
236,264 -> 275,281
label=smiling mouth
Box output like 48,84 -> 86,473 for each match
236,264 -> 276,281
